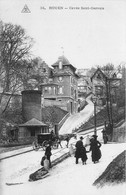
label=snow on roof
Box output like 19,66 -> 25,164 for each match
19,118 -> 48,127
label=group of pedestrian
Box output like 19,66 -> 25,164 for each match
41,133 -> 102,171
75,134 -> 102,164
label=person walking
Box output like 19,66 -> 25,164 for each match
56,135 -> 62,148
75,136 -> 88,165
32,139 -> 39,151
102,129 -> 108,144
89,135 -> 102,164
45,141 -> 52,168
65,135 -> 70,148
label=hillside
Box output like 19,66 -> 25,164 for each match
41,106 -> 68,125
77,106 -> 125,133
93,150 -> 126,187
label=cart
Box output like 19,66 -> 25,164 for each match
33,133 -> 58,151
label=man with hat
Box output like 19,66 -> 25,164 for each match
75,136 -> 88,164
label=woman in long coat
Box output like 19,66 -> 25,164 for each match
90,135 -> 101,163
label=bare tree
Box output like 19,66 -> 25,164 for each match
99,63 -> 115,78
0,22 -> 34,114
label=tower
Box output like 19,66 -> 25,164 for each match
22,90 -> 42,122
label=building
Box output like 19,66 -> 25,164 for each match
18,90 -> 68,143
40,55 -> 79,114
77,69 -> 91,97
91,68 -> 122,106
19,118 -> 49,143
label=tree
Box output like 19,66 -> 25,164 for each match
0,21 -> 34,114
116,65 -> 125,108
91,63 -> 123,139
27,57 -> 49,89
99,63 -> 115,78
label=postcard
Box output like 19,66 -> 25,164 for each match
0,0 -> 126,195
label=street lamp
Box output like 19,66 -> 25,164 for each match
105,74 -> 121,140
92,95 -> 97,135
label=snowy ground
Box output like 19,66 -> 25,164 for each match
59,95 -> 94,134
0,141 -> 68,185
0,95 -> 125,195
1,137 -> 126,195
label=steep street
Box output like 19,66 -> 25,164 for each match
59,95 -> 94,134
1,138 -> 126,195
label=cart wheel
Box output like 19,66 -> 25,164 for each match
52,141 -> 58,149
42,140 -> 48,151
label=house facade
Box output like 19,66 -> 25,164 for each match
77,69 -> 91,97
91,68 -> 122,106
40,55 -> 79,114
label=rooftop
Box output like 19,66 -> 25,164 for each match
19,118 -> 48,127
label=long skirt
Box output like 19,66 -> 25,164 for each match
91,147 -> 101,162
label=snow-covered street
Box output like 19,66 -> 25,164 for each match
59,95 -> 94,134
1,139 -> 126,195
0,97 -> 125,195
0,141 -> 68,186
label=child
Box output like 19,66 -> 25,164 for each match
69,144 -> 74,156
81,146 -> 88,165
43,156 -> 49,171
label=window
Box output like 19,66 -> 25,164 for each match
58,76 -> 63,81
48,87 -> 52,94
71,87 -> 74,95
44,87 -> 48,91
58,86 -> 63,94
95,86 -> 103,96
43,68 -> 46,73
53,87 -> 56,94
59,61 -> 62,69
74,90 -> 77,99
49,78 -> 53,82
97,73 -> 101,80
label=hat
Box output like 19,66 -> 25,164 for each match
80,136 -> 84,140
92,135 -> 98,138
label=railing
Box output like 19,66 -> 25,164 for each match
58,113 -> 70,130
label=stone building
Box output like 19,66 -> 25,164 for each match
18,90 -> 69,143
19,118 -> 49,143
40,55 -> 79,114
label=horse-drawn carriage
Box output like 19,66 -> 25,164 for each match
32,133 -> 58,151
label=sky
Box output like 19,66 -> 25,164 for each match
0,0 -> 126,69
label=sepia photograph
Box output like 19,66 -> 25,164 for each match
0,0 -> 126,195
